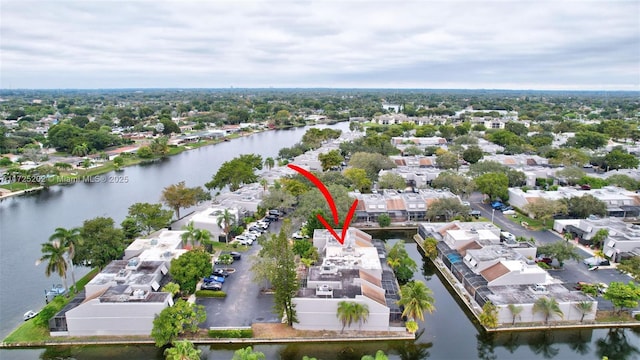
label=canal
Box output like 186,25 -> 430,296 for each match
2,125 -> 639,359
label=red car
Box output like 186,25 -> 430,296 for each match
535,257 -> 553,264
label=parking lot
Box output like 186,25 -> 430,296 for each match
196,222 -> 282,328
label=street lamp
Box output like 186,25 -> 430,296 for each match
491,209 -> 495,224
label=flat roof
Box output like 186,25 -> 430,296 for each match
486,283 -> 593,305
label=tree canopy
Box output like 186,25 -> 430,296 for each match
169,248 -> 212,294
151,299 -> 206,347
161,181 -> 203,219
125,202 -> 173,235
76,217 -> 126,269
206,154 -> 263,191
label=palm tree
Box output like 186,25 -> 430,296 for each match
49,227 -> 82,292
36,240 -> 70,294
574,301 -> 594,323
336,301 -> 368,333
591,229 -> 609,249
163,340 -> 201,360
181,222 -> 212,249
397,280 -> 435,322
336,301 -> 359,333
533,296 -> 564,324
216,209 -> 235,244
507,304 -> 523,325
354,302 -> 370,330
264,157 -> 275,170
181,222 -> 198,248
72,143 -> 89,157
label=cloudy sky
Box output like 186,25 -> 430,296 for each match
1,0 -> 638,90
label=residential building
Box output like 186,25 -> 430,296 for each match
49,229 -> 187,336
509,186 -> 640,217
293,228 -> 403,332
418,221 -> 596,324
190,206 -> 242,240
351,188 -> 459,223
554,217 -> 640,262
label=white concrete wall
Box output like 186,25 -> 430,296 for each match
293,295 -> 390,331
489,270 -> 547,286
65,296 -> 171,336
507,189 -> 529,210
496,300 -> 596,324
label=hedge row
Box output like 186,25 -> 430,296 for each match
195,290 -> 227,298
208,328 -> 253,338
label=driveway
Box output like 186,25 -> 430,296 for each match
197,222 -> 282,328
469,193 -> 635,310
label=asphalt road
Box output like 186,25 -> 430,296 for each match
196,221 -> 283,328
469,192 -> 634,311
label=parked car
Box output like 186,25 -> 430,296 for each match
469,210 -> 481,219
535,257 -> 553,265
499,205 -> 513,212
201,282 -> 222,291
203,275 -> 225,284
233,236 -> 252,245
220,251 -> 242,260
212,268 -> 229,277
292,231 -> 307,240
574,281 -> 592,290
265,214 -> 279,222
268,209 -> 281,216
491,201 -> 504,210
214,254 -> 234,265
597,282 -> 609,294
502,209 -> 516,215
250,225 -> 266,233
583,256 -> 610,267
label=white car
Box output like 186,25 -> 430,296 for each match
292,231 -> 307,240
243,232 -> 257,241
234,235 -> 253,245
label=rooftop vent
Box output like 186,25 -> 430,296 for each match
150,239 -> 158,245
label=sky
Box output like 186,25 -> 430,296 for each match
1,0 -> 639,90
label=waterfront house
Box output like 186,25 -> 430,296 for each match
49,230 -> 187,336
418,221 -> 597,324
292,228 -> 404,332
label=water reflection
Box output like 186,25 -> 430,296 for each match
278,342 -> 398,360
390,329 -> 433,360
476,332 -> 497,360
595,328 -> 640,360
568,330 -> 591,355
528,331 -> 560,359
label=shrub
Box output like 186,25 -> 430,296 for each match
537,262 -> 551,269
208,328 -> 253,338
195,290 -> 227,298
635,314 -> 640,321
33,296 -> 66,327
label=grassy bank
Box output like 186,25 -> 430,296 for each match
3,268 -> 100,344
0,133 -> 249,193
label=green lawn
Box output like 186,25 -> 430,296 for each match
504,211 -> 548,231
0,182 -> 35,191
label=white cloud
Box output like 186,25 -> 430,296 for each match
1,0 -> 638,89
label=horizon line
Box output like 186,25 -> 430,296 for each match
0,87 -> 638,92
